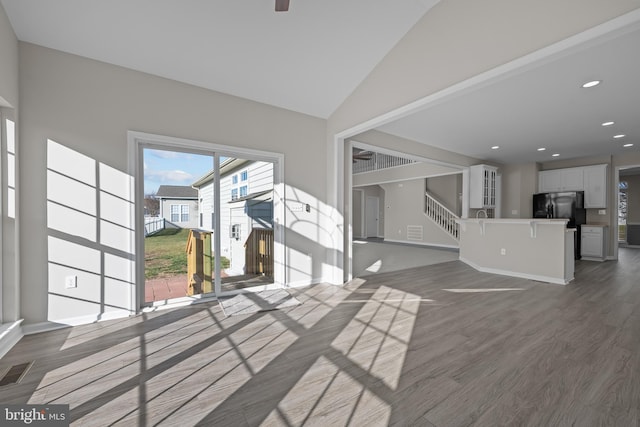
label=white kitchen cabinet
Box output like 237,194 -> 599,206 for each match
469,164 -> 498,208
538,168 -> 584,192
581,225 -> 607,261
583,164 -> 608,208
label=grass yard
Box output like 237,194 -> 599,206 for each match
145,228 -> 190,279
145,228 -> 230,280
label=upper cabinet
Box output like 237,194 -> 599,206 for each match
538,167 -> 583,192
469,164 -> 498,208
538,164 -> 608,208
583,164 -> 608,209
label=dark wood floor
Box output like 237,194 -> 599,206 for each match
1,248 -> 639,426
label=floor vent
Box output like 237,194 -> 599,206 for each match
0,362 -> 33,387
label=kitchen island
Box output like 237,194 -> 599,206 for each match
456,218 -> 575,284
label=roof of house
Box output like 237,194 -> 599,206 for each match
191,158 -> 251,188
155,185 -> 198,199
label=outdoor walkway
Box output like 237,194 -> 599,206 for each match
145,272 -> 273,302
145,275 -> 189,301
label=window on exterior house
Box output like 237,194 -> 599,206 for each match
241,170 -> 248,181
170,205 -> 180,222
231,188 -> 238,201
181,205 -> 189,222
240,185 -> 248,197
200,213 -> 203,227
230,224 -> 241,240
232,175 -> 238,184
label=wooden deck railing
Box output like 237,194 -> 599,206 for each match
244,228 -> 274,276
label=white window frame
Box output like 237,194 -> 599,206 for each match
128,131 -> 285,310
170,204 -> 180,222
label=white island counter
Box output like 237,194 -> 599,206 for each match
456,218 -> 575,285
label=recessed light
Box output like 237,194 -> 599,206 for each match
491,145 -> 500,150
537,148 -> 546,151
614,134 -> 626,139
582,80 -> 601,88
602,121 -> 614,126
623,143 -> 634,148
552,153 -> 560,157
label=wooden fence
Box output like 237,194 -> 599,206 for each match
244,228 -> 274,276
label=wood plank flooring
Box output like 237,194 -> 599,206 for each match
1,248 -> 640,426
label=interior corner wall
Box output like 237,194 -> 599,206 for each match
0,2 -> 19,325
18,42 -> 327,327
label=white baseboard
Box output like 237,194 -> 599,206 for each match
581,256 -> 606,262
460,257 -> 571,285
23,310 -> 133,335
285,277 -> 325,288
383,239 -> 459,250
0,320 -> 24,358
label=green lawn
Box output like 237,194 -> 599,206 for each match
145,228 -> 190,279
144,228 -> 230,280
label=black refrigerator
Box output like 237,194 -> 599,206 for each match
533,191 -> 586,259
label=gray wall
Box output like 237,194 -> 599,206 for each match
380,179 -> 457,247
426,174 -> 462,215
19,42 -> 327,326
500,162 -> 539,219
0,4 -> 19,325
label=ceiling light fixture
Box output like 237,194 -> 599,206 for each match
623,143 -> 634,148
614,134 -> 626,139
582,80 -> 601,88
537,148 -> 546,151
552,153 -> 560,157
602,121 -> 614,126
491,145 -> 500,150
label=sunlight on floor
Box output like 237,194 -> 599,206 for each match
331,285 -> 419,390
365,259 -> 382,273
263,355 -> 391,426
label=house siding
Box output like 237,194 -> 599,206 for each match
195,161 -> 274,275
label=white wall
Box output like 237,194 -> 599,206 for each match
18,42 -> 327,327
380,179 -> 458,248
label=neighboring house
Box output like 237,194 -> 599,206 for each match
192,159 -> 274,275
155,185 -> 199,229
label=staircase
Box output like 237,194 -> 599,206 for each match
425,192 -> 459,241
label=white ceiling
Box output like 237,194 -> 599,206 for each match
0,0 -> 439,119
377,21 -> 640,165
2,1 -> 639,166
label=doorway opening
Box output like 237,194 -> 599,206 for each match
143,147 -> 213,303
130,132 -> 284,310
619,179 -> 628,243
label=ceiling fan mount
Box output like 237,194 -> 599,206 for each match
275,0 -> 290,12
